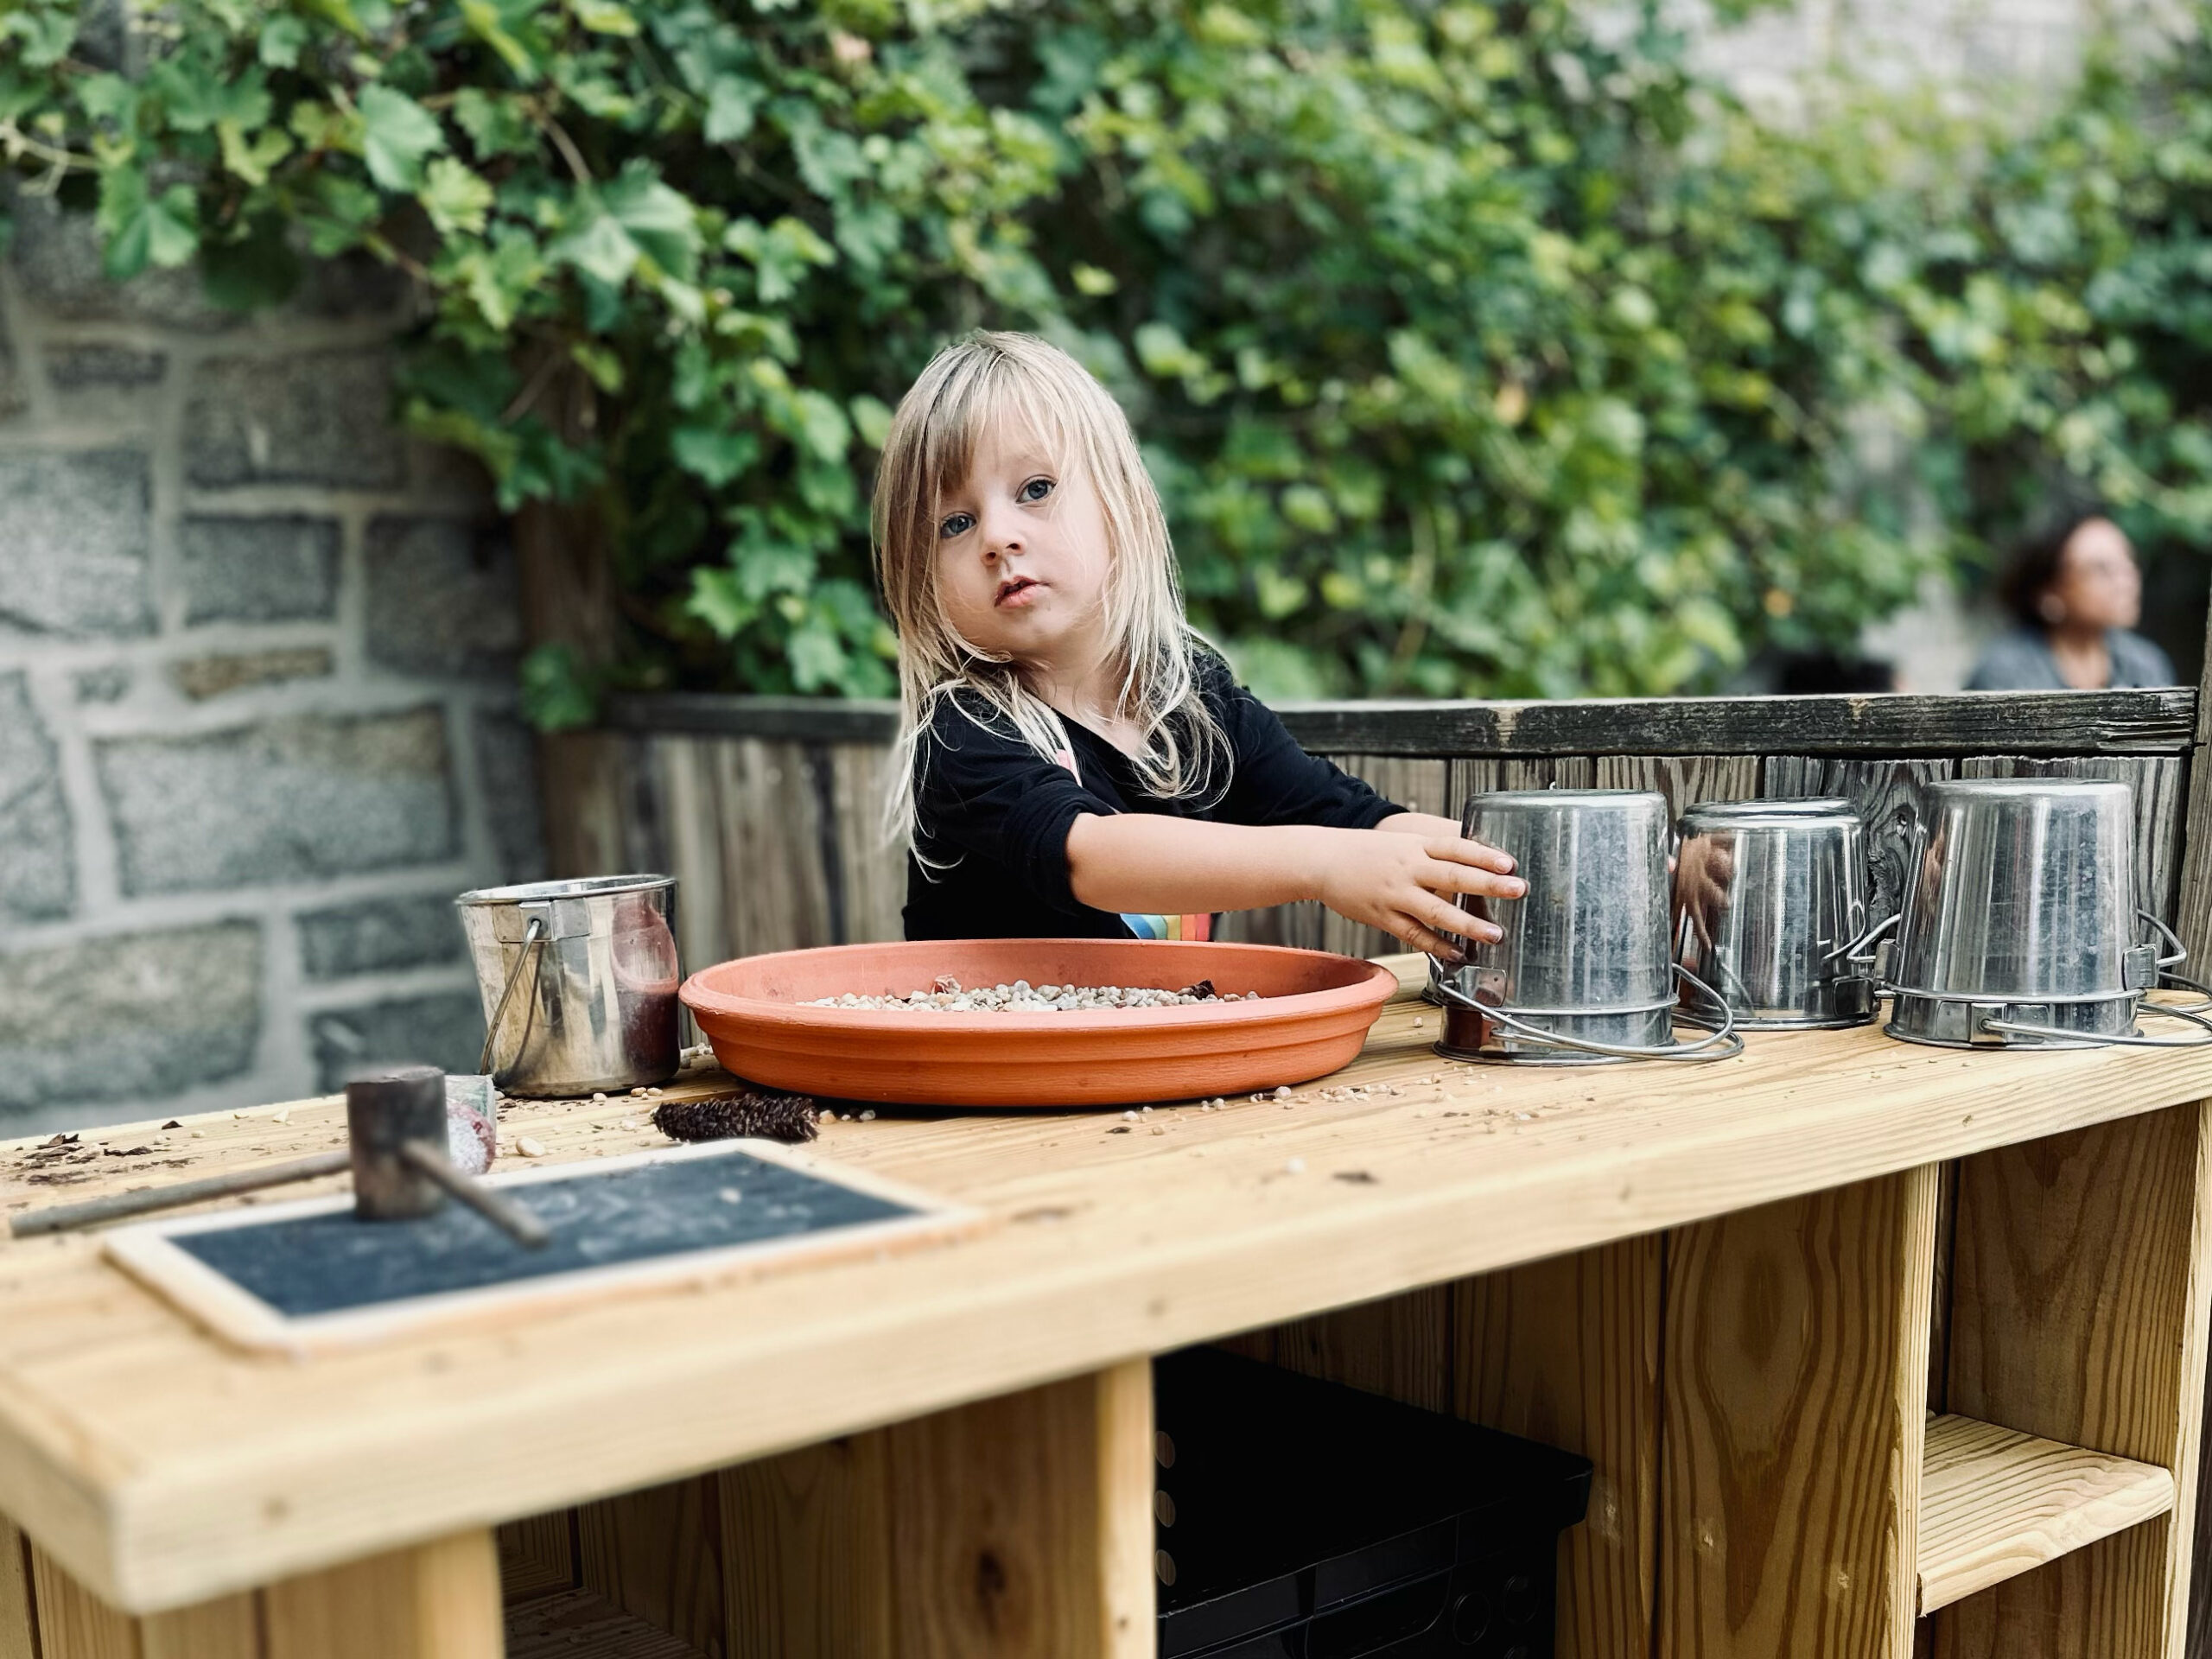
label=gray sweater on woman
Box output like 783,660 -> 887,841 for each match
1964,627 -> 2177,691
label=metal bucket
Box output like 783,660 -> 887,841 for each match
1882,779 -> 2210,1048
1432,790 -> 1738,1065
456,875 -> 683,1096
1672,798 -> 1879,1030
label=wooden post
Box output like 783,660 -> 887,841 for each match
2169,596 -> 2212,964
2177,593 -> 2212,1659
721,1360 -> 1155,1659
259,1531 -> 502,1659
575,1475 -> 726,1655
1459,1238 -> 1666,1659
1937,1103 -> 2212,1658
1659,1166 -> 1942,1659
1222,1243 -> 1664,1659
2,1516 -> 33,1659
22,1537 -> 259,1659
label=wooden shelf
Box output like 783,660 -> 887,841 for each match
506,1588 -> 708,1659
1917,1414 -> 2177,1614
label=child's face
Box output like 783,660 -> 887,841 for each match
932,418 -> 1112,668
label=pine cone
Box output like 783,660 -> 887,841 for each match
653,1089 -> 818,1145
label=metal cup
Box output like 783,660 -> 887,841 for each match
1884,779 -> 2177,1047
1672,798 -> 1878,1029
456,875 -> 682,1096
1435,790 -> 1734,1064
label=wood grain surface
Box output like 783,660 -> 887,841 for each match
1236,1282 -> 1458,1413
1459,1238 -> 1664,1659
505,1587 -> 709,1659
5,1012 -> 2212,1614
601,688 -> 2200,758
578,1477 -> 724,1659
1936,1103 -> 2212,1659
16,1534 -> 496,1659
721,1363 -> 1150,1659
2,1517 -> 30,1659
262,1531 -> 501,1659
1918,1414 -> 2177,1616
25,1541 -> 261,1659
721,1430 -> 892,1658
495,1511 -> 575,1605
1659,1168 -> 1938,1659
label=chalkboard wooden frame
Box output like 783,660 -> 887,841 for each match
104,1140 -> 982,1357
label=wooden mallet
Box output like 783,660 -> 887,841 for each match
9,1066 -> 549,1247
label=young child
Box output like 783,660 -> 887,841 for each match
872,330 -> 1525,956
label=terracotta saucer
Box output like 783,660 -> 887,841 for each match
678,938 -> 1398,1108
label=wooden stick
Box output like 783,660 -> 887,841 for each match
397,1142 -> 550,1249
6,1151 -> 353,1238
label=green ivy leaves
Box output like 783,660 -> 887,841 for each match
98,170 -> 199,280
356,84 -> 444,192
9,0 -> 2208,710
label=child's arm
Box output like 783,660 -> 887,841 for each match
1375,810 -> 1464,840
1065,813 -> 1522,960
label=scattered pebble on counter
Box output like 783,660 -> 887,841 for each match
858,1109 -> 876,1121
809,977 -> 1262,1013
516,1136 -> 547,1158
1273,1085 -> 1292,1100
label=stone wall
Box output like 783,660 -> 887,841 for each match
0,195 -> 543,1137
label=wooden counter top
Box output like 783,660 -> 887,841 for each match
5,988 -> 2212,1615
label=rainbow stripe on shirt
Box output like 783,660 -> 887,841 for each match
1120,911 -> 1213,941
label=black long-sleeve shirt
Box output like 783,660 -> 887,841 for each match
903,656 -> 1402,940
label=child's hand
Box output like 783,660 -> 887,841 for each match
1297,827 -> 1526,962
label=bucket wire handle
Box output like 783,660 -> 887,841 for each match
2141,909 -> 2190,969
1978,1000 -> 2212,1048
478,915 -> 550,1076
1828,910 -> 1899,969
1427,958 -> 1745,1062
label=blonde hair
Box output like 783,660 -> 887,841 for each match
872,330 -> 1229,854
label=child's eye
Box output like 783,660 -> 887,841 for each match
938,511 -> 976,539
1019,477 -> 1055,503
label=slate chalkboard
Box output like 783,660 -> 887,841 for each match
105,1141 -> 975,1354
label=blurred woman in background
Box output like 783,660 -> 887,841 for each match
1967,505 -> 2177,690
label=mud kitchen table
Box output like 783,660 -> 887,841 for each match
5,963 -> 2212,1659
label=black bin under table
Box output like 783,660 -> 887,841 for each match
1154,1347 -> 1592,1658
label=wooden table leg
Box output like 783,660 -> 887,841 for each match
1935,1101 -> 2212,1658
1459,1236 -> 1665,1659
263,1531 -> 504,1659
575,1475 -> 722,1651
721,1358 -> 1154,1659
1660,1165 -> 1942,1659
10,1529 -> 258,1659
2,1516 -> 32,1659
